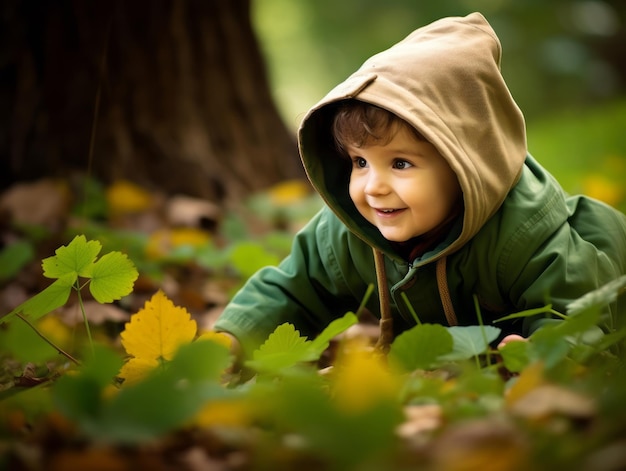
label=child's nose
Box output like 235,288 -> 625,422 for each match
364,170 -> 390,195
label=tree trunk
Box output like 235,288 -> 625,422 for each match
0,0 -> 303,203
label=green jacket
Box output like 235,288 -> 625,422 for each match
215,13 -> 626,355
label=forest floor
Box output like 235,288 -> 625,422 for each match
0,176 -> 625,471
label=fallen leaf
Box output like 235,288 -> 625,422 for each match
267,179 -> 311,206
431,418 -> 529,471
0,179 -> 70,230
505,361 -> 545,406
396,404 -> 443,438
106,180 -> 154,215
332,338 -> 401,414
57,301 -> 129,326
118,357 -> 161,386
508,384 -> 596,419
119,290 -> 197,379
195,398 -> 253,428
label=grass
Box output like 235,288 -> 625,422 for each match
527,99 -> 626,213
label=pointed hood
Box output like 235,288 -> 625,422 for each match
298,12 -> 527,262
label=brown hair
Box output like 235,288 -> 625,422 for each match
332,101 -> 425,155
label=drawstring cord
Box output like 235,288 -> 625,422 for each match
373,249 -> 458,353
436,256 -> 458,326
373,248 -> 393,353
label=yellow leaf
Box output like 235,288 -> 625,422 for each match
106,180 -> 154,215
582,174 -> 624,207
431,418 -> 529,471
118,357 -> 160,386
332,338 -> 401,414
38,315 -> 71,349
120,290 -> 197,363
505,361 -> 545,407
195,398 -> 253,428
508,384 -> 595,420
197,331 -> 233,350
268,179 -> 311,206
145,228 -> 211,259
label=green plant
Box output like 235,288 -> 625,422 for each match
1,234 -> 138,352
1,235 -> 625,470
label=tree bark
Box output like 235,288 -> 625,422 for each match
0,0 -> 303,203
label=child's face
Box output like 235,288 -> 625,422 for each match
347,126 -> 461,243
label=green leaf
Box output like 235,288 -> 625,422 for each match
441,325 -> 501,362
499,340 -> 530,373
88,251 -> 138,303
172,339 -> 232,382
309,312 -> 358,357
53,345 -> 124,421
53,342 -> 229,445
555,305 -> 601,337
0,240 -> 35,282
388,324 -> 453,372
91,341 -> 228,444
246,323 -> 317,373
529,327 -> 571,368
229,241 -> 281,279
566,275 -> 626,316
493,304 -> 556,323
0,318 -> 59,363
42,235 -> 101,279
1,274 -> 75,324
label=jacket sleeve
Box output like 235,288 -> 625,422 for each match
213,206 -> 370,357
503,196 -> 626,336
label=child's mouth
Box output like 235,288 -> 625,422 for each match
375,208 -> 405,216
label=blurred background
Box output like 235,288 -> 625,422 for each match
253,0 -> 626,211
1,0 -> 624,214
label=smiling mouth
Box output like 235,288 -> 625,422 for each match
375,208 -> 405,214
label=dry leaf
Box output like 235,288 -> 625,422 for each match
431,418 -> 529,471
165,194 -> 221,229
57,301 -> 129,326
332,338 -> 401,414
120,290 -> 197,364
106,180 -> 154,215
505,361 -> 545,406
145,228 -> 211,259
509,384 -> 596,419
0,179 -> 70,230
396,404 -> 443,438
267,179 -> 311,206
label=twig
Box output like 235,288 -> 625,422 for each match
16,313 -> 81,366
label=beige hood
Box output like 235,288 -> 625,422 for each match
298,12 -> 527,260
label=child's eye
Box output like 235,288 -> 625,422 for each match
352,157 -> 367,168
393,159 -> 413,169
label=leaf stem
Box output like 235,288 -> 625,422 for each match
75,282 -> 95,354
473,295 -> 491,367
355,283 -> 375,318
401,292 -> 422,325
16,313 -> 80,366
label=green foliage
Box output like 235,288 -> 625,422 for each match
0,319 -> 60,364
262,373 -> 403,470
0,240 -> 35,283
1,233 -> 625,469
389,323 -> 453,372
53,340 -> 231,444
228,241 -> 282,279
245,312 -> 358,374
255,1 -> 626,128
442,325 -> 501,362
1,235 -> 138,325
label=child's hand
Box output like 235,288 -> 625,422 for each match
497,334 -> 526,350
220,332 -> 241,356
